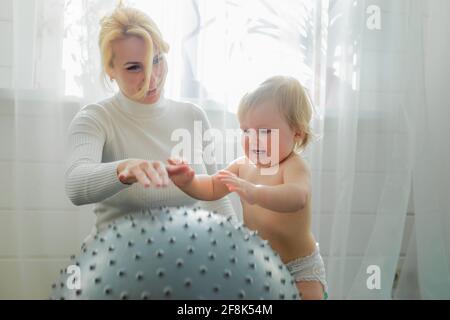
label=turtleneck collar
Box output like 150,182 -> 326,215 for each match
115,90 -> 166,118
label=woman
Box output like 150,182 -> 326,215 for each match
65,5 -> 236,245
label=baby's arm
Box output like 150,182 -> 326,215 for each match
218,158 -> 310,213
255,162 -> 310,211
167,158 -> 240,201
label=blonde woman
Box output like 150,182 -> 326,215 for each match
169,76 -> 328,300
65,4 -> 236,245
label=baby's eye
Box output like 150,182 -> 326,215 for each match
259,128 -> 272,135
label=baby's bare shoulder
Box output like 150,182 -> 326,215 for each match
283,153 -> 311,174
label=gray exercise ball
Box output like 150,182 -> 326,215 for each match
50,206 -> 300,300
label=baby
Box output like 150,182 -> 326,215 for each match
167,76 -> 328,300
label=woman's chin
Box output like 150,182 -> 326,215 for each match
142,90 -> 161,104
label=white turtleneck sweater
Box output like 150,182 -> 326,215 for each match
65,91 -> 236,241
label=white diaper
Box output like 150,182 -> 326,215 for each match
285,243 -> 328,299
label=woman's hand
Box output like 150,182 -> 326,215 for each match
166,158 -> 196,188
217,170 -> 258,205
117,159 -> 169,188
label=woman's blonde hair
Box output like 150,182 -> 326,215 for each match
237,76 -> 315,152
99,2 -> 169,100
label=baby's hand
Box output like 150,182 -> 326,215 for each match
166,158 -> 195,188
217,170 -> 257,205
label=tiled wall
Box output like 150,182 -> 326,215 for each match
0,0 -> 13,88
0,93 -> 96,299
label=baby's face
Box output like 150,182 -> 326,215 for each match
240,100 -> 298,168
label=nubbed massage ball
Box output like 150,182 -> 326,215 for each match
50,206 -> 299,300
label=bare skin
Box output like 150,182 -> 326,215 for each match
168,101 -> 325,299
116,158 -> 189,188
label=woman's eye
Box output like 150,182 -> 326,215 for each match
127,65 -> 141,72
153,54 -> 163,65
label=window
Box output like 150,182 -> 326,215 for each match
62,0 -> 319,112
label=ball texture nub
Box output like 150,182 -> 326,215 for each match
50,206 -> 299,300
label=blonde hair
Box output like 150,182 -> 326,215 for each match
99,2 -> 169,100
237,76 -> 314,152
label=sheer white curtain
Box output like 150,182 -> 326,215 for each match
396,0 -> 450,299
313,0 -> 415,299
4,0 -> 450,299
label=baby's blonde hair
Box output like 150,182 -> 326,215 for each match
237,76 -> 314,152
99,2 -> 169,100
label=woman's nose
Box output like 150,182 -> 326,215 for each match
150,73 -> 157,86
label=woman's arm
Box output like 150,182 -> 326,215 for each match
66,107 -> 169,206
65,108 -> 132,206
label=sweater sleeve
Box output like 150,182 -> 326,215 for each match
65,106 -> 130,206
193,105 -> 237,221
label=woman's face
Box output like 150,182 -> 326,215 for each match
109,36 -> 167,104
